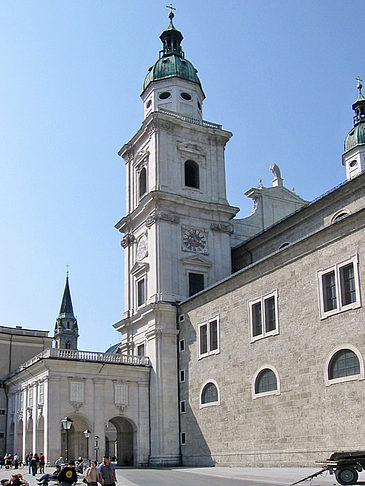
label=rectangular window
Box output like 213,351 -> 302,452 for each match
198,317 -> 220,358
179,339 -> 185,352
137,344 -> 145,357
28,388 -> 33,408
115,384 -> 128,405
0,410 -> 5,415
0,433 -> 4,439
188,272 -> 204,297
180,400 -> 186,413
137,278 -> 146,307
19,391 -> 23,409
318,256 -> 361,318
180,432 -> 186,445
70,381 -> 84,403
179,369 -> 185,383
249,290 -> 278,342
38,383 -> 44,405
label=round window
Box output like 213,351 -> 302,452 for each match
159,92 -> 171,100
181,92 -> 192,101
197,100 -> 201,110
146,99 -> 152,109
349,160 -> 357,168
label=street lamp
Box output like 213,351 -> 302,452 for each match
94,435 -> 99,463
61,417 -> 73,463
83,429 -> 91,464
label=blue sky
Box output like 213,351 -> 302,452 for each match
0,0 -> 364,352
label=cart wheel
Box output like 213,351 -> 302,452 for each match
335,467 -> 359,485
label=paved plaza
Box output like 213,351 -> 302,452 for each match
1,465 -> 358,486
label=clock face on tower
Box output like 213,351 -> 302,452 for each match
136,234 -> 148,261
182,228 -> 207,253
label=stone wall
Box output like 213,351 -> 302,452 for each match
178,207 -> 365,466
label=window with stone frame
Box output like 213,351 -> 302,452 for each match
200,381 -> 219,407
38,383 -> 44,405
188,272 -> 204,297
70,381 -> 84,403
137,343 -> 145,357
253,367 -> 280,399
318,255 -> 361,318
328,349 -> 360,380
184,160 -> 199,189
28,387 -> 33,408
137,277 -> 146,307
139,167 -> 147,198
198,317 -> 219,358
249,290 -> 278,342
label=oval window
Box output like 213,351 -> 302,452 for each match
146,99 -> 152,109
349,160 -> 357,168
159,92 -> 171,100
181,92 -> 192,101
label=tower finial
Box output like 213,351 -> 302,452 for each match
356,76 -> 363,94
166,3 -> 176,21
66,264 -> 70,278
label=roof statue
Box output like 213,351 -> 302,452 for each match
270,163 -> 283,187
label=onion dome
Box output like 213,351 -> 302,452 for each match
344,77 -> 365,152
143,10 -> 202,92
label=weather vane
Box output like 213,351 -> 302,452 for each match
356,76 -> 363,94
166,3 -> 176,20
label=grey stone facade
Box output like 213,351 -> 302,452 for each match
178,178 -> 365,466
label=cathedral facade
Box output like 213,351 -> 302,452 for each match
2,11 -> 365,467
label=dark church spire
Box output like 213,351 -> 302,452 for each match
54,274 -> 79,350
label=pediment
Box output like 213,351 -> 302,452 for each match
177,142 -> 206,156
130,262 -> 149,276
180,254 -> 212,268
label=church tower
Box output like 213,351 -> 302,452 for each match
343,77 -> 365,180
114,9 -> 238,466
54,275 -> 79,350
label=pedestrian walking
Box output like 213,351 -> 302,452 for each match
13,454 -> 19,470
30,455 -> 37,476
57,460 -> 77,486
39,454 -> 45,474
98,457 -> 117,486
84,461 -> 101,486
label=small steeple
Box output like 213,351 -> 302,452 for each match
160,5 -> 184,58
58,275 -> 75,319
343,77 -> 365,180
353,76 -> 365,126
54,273 -> 79,350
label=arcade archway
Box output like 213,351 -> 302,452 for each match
105,417 -> 135,466
60,415 -> 90,461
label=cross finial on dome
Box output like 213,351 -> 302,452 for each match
356,76 -> 363,94
166,3 -> 176,21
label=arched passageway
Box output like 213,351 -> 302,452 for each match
105,417 -> 135,466
60,415 -> 90,461
37,416 -> 44,455
16,420 -> 23,460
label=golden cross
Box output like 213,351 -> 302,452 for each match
166,3 -> 176,20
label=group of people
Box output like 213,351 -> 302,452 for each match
2,454 -> 20,469
1,455 -> 117,486
58,457 -> 117,486
25,454 -> 45,476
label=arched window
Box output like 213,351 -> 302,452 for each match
184,160 -> 199,189
201,382 -> 219,405
255,368 -> 277,394
65,341 -> 71,350
139,167 -> 147,198
331,210 -> 350,224
328,349 -> 360,380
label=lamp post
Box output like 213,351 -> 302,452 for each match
83,429 -> 91,464
61,417 -> 73,463
94,435 -> 99,463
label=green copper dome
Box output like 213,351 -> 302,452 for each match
344,123 -> 365,152
143,18 -> 202,92
344,86 -> 365,153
